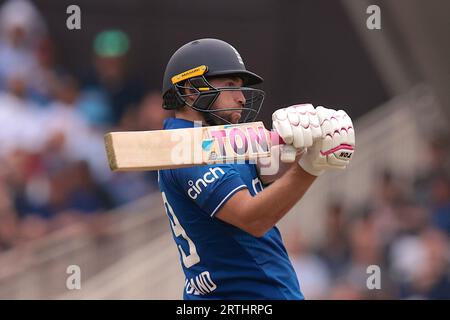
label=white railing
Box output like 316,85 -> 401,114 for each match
58,231 -> 183,299
0,193 -> 175,299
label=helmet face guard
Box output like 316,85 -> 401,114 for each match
171,70 -> 265,125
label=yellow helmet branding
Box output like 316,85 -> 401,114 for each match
171,65 -> 208,84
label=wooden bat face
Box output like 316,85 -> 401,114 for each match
105,121 -> 284,171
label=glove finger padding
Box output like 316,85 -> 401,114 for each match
272,108 -> 294,145
272,104 -> 321,149
338,109 -> 355,147
308,110 -> 322,142
295,104 -> 318,147
288,103 -> 322,148
286,108 -> 305,148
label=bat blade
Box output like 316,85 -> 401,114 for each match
104,121 -> 285,171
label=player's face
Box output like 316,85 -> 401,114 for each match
208,77 -> 246,124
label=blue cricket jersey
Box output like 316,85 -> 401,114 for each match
158,118 -> 304,300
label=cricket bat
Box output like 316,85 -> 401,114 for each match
104,121 -> 295,171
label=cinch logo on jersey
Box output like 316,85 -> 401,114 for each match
187,167 -> 225,200
209,125 -> 270,160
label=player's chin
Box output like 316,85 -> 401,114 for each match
230,112 -> 242,124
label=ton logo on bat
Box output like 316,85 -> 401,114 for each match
208,125 -> 270,160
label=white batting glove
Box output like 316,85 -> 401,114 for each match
298,106 -> 355,176
272,104 -> 322,162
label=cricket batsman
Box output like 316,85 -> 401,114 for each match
158,38 -> 355,299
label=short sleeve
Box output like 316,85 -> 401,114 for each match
172,164 -> 248,217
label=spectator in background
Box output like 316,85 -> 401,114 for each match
415,229 -> 450,299
136,91 -> 174,130
370,170 -> 405,244
0,75 -> 46,157
5,148 -> 51,241
430,175 -> 450,236
285,230 -> 331,300
0,173 -> 19,250
28,37 -> 65,106
65,161 -> 113,214
102,169 -> 156,207
117,90 -> 167,131
48,161 -> 114,233
79,29 -> 145,128
118,90 -> 174,132
343,210 -> 390,299
414,135 -> 450,208
0,0 -> 47,92
317,202 -> 351,280
42,74 -> 112,183
397,228 -> 450,299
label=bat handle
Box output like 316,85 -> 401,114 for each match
269,131 -> 297,163
280,145 -> 297,163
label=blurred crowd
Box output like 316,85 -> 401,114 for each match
287,135 -> 450,299
0,0 -> 172,251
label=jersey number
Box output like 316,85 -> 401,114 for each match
161,192 -> 200,268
